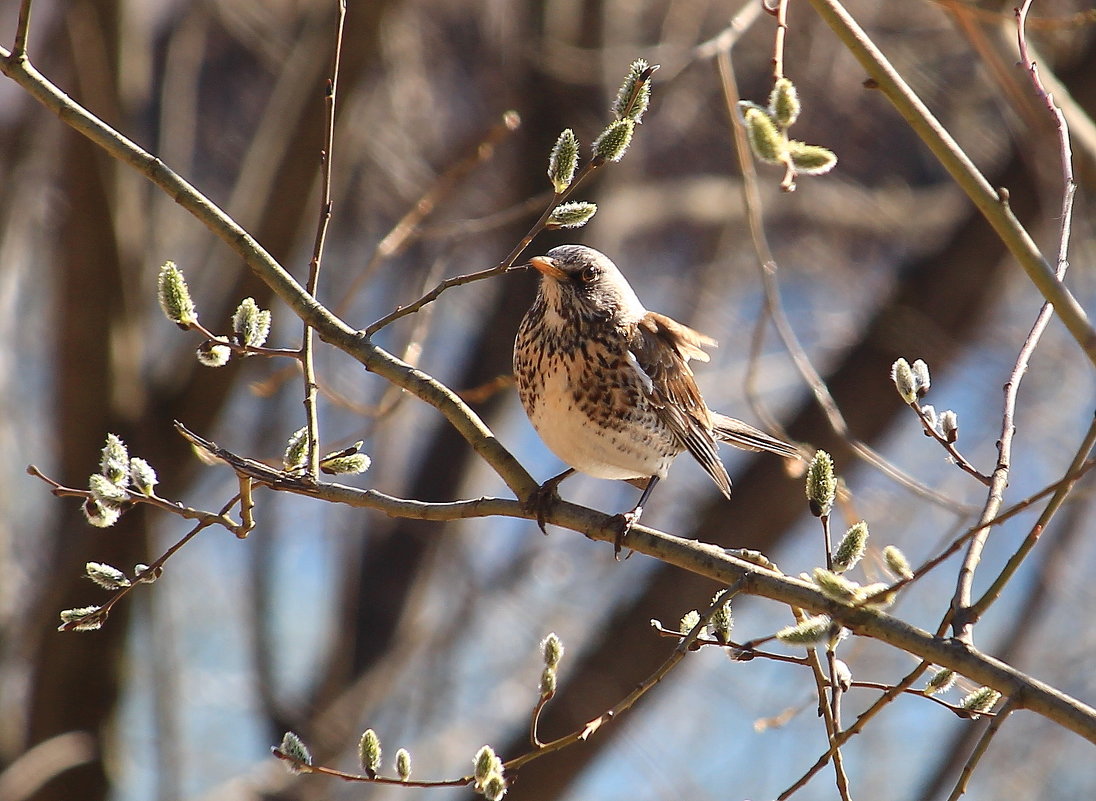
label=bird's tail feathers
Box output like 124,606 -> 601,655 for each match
712,414 -> 800,459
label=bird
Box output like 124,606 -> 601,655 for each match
513,244 -> 799,553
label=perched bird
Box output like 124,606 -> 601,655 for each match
514,244 -> 798,550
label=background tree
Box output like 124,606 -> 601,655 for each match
1,1 -> 1094,801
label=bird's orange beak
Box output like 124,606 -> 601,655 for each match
529,256 -> 567,281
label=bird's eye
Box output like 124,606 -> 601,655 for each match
579,265 -> 599,283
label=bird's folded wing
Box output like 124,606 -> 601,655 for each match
630,313 -> 731,497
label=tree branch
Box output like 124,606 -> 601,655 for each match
803,0 -> 1096,367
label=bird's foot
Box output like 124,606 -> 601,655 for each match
525,483 -> 560,535
609,506 -> 643,560
523,469 -> 575,534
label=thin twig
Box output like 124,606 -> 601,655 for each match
857,456 -> 1096,606
238,475 -> 255,538
338,110 -> 522,314
362,159 -> 599,337
798,627 -> 851,800
693,0 -> 764,60
911,402 -> 991,485
970,413 -> 1096,618
270,750 -> 470,788
529,692 -> 552,748
53,493 -> 242,631
12,0 -> 33,58
772,0 -> 790,80
300,1 -> 346,478
190,319 -> 300,359
948,0 -> 1079,643
506,581 -> 746,772
944,696 -> 1016,801
362,64 -> 655,336
654,623 -> 998,717
778,661 -> 932,799
26,465 -> 244,535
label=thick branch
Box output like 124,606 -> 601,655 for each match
179,427 -> 1096,747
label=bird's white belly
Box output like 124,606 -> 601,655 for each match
527,364 -> 672,481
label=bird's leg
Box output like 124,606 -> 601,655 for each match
611,476 -> 660,559
524,468 -> 576,534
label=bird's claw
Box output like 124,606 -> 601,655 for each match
609,506 -> 643,560
524,482 -> 561,535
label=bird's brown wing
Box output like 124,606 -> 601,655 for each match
630,312 -> 731,497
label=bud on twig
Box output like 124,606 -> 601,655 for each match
742,106 -> 785,164
592,119 -> 635,163
925,668 -> 956,695
85,561 -> 130,590
710,593 -> 734,644
196,341 -> 231,367
812,568 -> 861,604
547,129 -> 579,193
58,605 -> 105,632
278,732 -> 312,774
832,521 -> 868,573
805,450 -> 837,517
541,632 -> 564,669
910,359 -> 931,396
473,745 -> 506,799
891,358 -> 918,403
157,261 -> 197,327
769,77 -> 801,127
359,729 -> 381,776
232,297 -> 272,350
546,201 -> 597,229
319,452 -> 371,475
611,58 -> 656,123
939,410 -> 959,443
786,140 -> 837,175
960,687 -> 1001,718
100,434 -> 130,486
776,614 -> 834,646
129,458 -> 158,495
883,545 -> 914,580
283,427 -> 309,471
395,748 -> 412,781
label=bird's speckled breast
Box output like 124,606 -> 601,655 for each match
514,297 -> 680,480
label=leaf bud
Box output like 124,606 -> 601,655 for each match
833,521 -> 868,573
278,731 -> 312,773
769,77 -> 800,127
891,358 -> 918,404
805,450 -> 837,517
546,201 -> 597,229
232,297 -> 271,350
547,129 -> 579,193
359,729 -> 381,777
611,58 -> 656,123
85,561 -> 131,590
742,106 -> 785,165
883,545 -> 914,580
157,261 -> 197,327
787,140 -> 837,174
395,748 -> 412,781
592,119 -> 635,163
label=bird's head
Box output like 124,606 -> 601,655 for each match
527,245 -> 645,325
